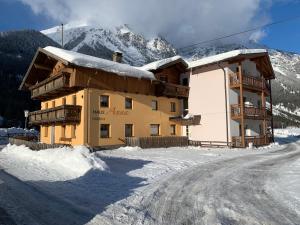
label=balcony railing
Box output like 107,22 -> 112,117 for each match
169,115 -> 201,126
232,135 -> 271,148
231,104 -> 272,120
29,105 -> 82,125
30,73 -> 71,100
229,73 -> 270,95
156,82 -> 189,98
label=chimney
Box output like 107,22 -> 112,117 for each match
112,51 -> 123,63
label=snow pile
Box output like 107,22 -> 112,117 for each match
43,46 -> 156,80
274,128 -> 300,138
1,145 -> 107,179
0,127 -> 38,137
139,55 -> 186,71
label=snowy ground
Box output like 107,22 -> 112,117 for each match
0,129 -> 299,224
0,127 -> 38,145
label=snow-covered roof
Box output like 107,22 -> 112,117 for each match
188,49 -> 268,69
140,55 -> 188,71
43,46 -> 156,80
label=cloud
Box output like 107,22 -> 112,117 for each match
18,0 -> 272,46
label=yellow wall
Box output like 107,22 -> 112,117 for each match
40,89 -> 86,146
87,89 -> 182,146
40,88 -> 182,147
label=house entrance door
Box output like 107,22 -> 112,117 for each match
50,126 -> 55,144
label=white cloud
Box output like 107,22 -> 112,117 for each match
18,0 -> 272,46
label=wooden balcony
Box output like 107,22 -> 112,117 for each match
156,82 -> 189,98
232,135 -> 271,148
170,115 -> 201,126
30,73 -> 71,100
229,73 -> 270,95
29,105 -> 82,126
231,104 -> 271,120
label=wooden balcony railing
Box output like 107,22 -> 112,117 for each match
232,135 -> 271,148
169,115 -> 201,126
30,73 -> 71,100
229,73 -> 270,95
156,82 -> 189,98
231,104 -> 272,120
29,105 -> 82,125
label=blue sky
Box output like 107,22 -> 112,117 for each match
0,0 -> 299,53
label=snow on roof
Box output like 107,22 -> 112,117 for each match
43,46 -> 156,80
188,49 -> 268,69
140,55 -> 186,71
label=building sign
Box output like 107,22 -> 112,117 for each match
92,107 -> 129,121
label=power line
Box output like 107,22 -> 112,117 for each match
178,15 -> 300,52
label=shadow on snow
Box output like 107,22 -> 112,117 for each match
0,156 -> 152,225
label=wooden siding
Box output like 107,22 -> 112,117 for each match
126,136 -> 188,148
29,105 -> 82,125
231,104 -> 272,120
169,115 -> 201,126
229,73 -> 270,95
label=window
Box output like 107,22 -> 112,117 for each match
150,124 -> 160,136
45,102 -> 48,109
182,78 -> 189,86
71,125 -> 76,138
259,124 -> 263,135
62,97 -> 66,105
170,102 -> 176,112
257,100 -> 261,108
100,124 -> 110,138
125,124 -> 133,137
151,100 -> 158,110
125,97 -> 133,109
44,126 -> 48,137
61,125 -> 66,138
170,125 -> 176,135
72,95 -> 77,105
100,95 -> 109,108
159,75 -> 168,82
52,101 -> 55,108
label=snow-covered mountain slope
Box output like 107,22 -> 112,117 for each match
42,24 -> 300,127
41,24 -> 176,66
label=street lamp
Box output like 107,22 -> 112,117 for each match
24,110 -> 29,130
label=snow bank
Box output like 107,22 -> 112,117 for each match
44,46 -> 156,80
1,145 -> 107,178
0,127 -> 38,137
274,128 -> 300,138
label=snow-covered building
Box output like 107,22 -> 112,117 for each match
187,49 -> 275,147
19,46 -> 275,148
19,46 -> 194,147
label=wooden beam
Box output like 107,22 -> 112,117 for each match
239,62 -> 246,148
34,64 -> 52,71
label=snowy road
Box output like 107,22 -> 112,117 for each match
0,140 -> 300,225
108,142 -> 300,225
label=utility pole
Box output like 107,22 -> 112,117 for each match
61,23 -> 64,49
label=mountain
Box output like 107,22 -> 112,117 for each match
42,24 -> 300,127
0,30 -> 60,127
41,24 -> 176,66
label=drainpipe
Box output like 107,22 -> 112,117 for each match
269,79 -> 274,143
218,62 -> 229,147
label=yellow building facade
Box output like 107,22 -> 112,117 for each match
39,89 -> 182,147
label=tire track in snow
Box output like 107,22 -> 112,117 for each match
122,143 -> 300,225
